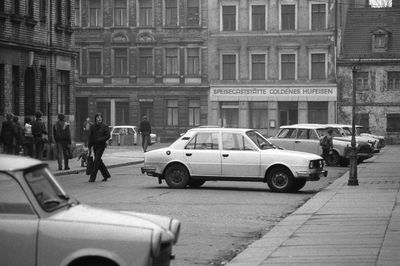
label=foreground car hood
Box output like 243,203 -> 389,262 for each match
51,205 -> 175,242
267,149 -> 322,160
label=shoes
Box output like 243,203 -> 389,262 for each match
64,167 -> 70,170
101,178 -> 108,182
88,178 -> 95,182
58,167 -> 62,171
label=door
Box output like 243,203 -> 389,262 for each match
221,133 -> 261,178
0,173 -> 38,266
76,97 -> 88,142
294,128 -> 320,154
279,102 -> 298,126
184,132 -> 221,177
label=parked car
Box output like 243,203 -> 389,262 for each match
356,125 -> 386,151
0,155 -> 180,266
268,124 -> 373,166
141,127 -> 327,193
327,124 -> 380,153
109,125 -> 157,146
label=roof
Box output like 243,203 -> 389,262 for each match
279,124 -> 331,129
0,155 -> 47,172
187,127 -> 253,133
341,7 -> 400,59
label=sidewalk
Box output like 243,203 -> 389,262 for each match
227,145 -> 400,266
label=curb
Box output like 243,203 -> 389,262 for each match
54,160 -> 144,177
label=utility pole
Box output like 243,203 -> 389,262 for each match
348,64 -> 359,186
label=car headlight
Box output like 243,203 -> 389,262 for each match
151,229 -> 162,258
309,159 -> 324,169
169,219 -> 181,244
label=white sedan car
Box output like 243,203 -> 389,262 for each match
141,127 -> 327,193
109,125 -> 157,146
0,155 -> 180,266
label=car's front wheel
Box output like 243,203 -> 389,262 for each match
188,179 -> 206,188
165,164 -> 190,188
266,167 -> 294,193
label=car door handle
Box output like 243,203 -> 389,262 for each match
222,154 -> 229,157
185,153 -> 192,157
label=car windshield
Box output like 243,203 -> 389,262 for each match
24,167 -> 71,212
317,128 -> 342,137
246,131 -> 276,150
342,127 -> 353,136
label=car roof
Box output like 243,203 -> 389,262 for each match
187,127 -> 253,133
279,124 -> 331,129
112,125 -> 137,128
0,155 -> 48,172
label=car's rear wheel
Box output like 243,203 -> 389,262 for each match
165,164 -> 190,188
292,178 -> 306,192
330,151 -> 340,166
188,179 -> 206,188
267,167 -> 294,193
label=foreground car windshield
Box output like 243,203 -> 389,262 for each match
25,167 -> 69,212
246,131 -> 275,149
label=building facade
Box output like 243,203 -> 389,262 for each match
337,4 -> 400,144
208,0 -> 338,137
73,0 -> 208,142
0,0 -> 76,139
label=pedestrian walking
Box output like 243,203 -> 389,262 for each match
13,115 -> 24,155
23,117 -> 34,157
88,113 -> 111,182
83,117 -> 92,147
0,113 -> 18,154
53,113 -> 72,170
31,111 -> 48,160
139,115 -> 151,152
320,128 -> 334,166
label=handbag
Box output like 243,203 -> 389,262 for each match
86,156 -> 94,175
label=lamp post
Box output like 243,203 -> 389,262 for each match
348,64 -> 359,186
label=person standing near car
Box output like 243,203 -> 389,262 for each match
31,111 -> 47,160
83,117 -> 92,147
53,114 -> 72,170
139,116 -> 151,152
320,128 -> 334,166
23,117 -> 34,157
88,113 -> 111,182
0,113 -> 17,154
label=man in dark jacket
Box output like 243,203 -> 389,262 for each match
31,111 -> 48,160
139,116 -> 151,152
0,113 -> 17,154
13,115 -> 24,155
88,113 -> 111,182
53,113 -> 72,170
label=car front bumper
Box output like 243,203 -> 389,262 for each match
296,170 -> 328,181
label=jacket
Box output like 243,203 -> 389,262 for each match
53,121 -> 72,144
88,123 -> 110,149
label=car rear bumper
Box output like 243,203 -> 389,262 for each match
141,166 -> 161,177
296,170 -> 328,181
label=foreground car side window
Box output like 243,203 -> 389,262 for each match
0,173 -> 34,215
185,132 -> 219,150
222,133 -> 255,151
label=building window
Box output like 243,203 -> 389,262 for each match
12,66 -> 20,115
139,0 -> 152,26
187,0 -> 199,26
74,0 -> 80,26
57,71 -> 70,114
114,0 -> 127,26
354,72 -> 369,90
89,0 -> 101,27
311,3 -> 326,30
0,0 -> 4,13
89,51 -> 102,75
139,48 -> 153,76
165,48 -> 179,75
308,102 -> 328,123
40,0 -> 47,22
114,48 -> 127,76
251,5 -> 265,31
375,34 -> 386,48
221,102 -> 239,128
188,99 -> 200,126
357,113 -> 369,131
279,102 -> 298,126
13,0 -> 20,14
222,54 -> 236,80
222,5 -> 236,31
250,102 -> 268,129
311,53 -> 326,80
26,0 -> 34,18
165,0 -> 177,26
251,54 -> 266,80
388,71 -> 400,90
280,53 -> 296,80
167,99 -> 178,126
40,67 -> 47,115
66,0 -> 72,26
56,0 -> 62,24
281,4 -> 295,30
0,64 -> 4,115
115,101 -> 129,125
387,114 -> 400,132
187,48 -> 200,75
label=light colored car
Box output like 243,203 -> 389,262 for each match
141,127 -> 327,193
0,155 -> 180,266
109,125 -> 157,146
268,124 -> 373,166
356,125 -> 386,151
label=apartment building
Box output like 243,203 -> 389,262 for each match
73,0 -> 208,142
0,0 -> 76,138
208,0 -> 338,137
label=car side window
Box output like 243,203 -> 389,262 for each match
277,128 -> 296,138
0,173 -> 34,215
127,128 -> 135,135
309,130 -> 318,140
185,133 -> 219,150
297,129 -> 308,139
222,133 -> 254,151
